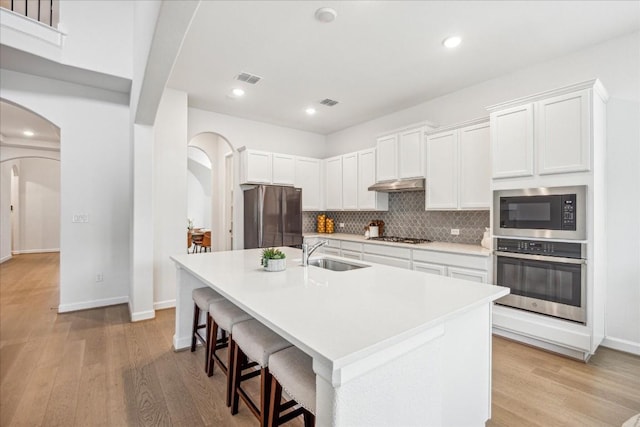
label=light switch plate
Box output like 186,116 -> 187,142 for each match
451,228 -> 460,236
72,213 -> 89,223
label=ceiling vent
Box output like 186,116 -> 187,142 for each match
235,72 -> 262,84
320,98 -> 339,107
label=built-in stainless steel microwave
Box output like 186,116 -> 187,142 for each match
493,186 -> 586,240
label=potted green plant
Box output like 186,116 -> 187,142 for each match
261,248 -> 286,272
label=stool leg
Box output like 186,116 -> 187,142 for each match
226,333 -> 235,407
303,411 -> 315,427
231,341 -> 242,415
190,304 -> 200,352
268,375 -> 283,427
207,318 -> 218,377
260,367 -> 272,427
204,312 -> 212,373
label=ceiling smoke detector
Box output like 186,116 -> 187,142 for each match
235,72 -> 262,84
315,7 -> 337,23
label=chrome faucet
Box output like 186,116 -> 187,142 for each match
301,240 -> 329,266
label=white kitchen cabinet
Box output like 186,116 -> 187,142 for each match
426,130 -> 458,209
272,153 -> 296,185
363,244 -> 411,269
398,126 -> 425,179
325,156 -> 343,210
239,148 -> 273,184
342,152 -> 358,210
358,149 -> 388,211
490,104 -> 534,179
448,267 -> 488,283
294,156 -> 323,211
537,90 -> 590,175
459,122 -> 491,209
412,262 -> 446,276
376,134 -> 397,182
425,119 -> 490,210
341,250 -> 362,260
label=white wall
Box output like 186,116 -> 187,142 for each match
0,161 -> 14,262
0,158 -> 61,254
325,32 -> 640,352
0,69 -> 132,312
152,89 -> 188,308
187,146 -> 212,229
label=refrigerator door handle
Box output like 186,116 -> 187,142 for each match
258,186 -> 264,247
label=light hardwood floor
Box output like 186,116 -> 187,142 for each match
1,253 -> 639,426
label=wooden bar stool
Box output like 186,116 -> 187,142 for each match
230,319 -> 292,427
267,347 -> 316,427
207,299 -> 253,406
191,287 -> 226,373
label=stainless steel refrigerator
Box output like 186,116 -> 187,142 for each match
243,185 -> 303,249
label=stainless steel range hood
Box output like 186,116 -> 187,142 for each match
367,178 -> 425,193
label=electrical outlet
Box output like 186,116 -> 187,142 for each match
451,228 -> 460,236
72,213 -> 89,223
339,223 -> 345,228
96,273 -> 104,282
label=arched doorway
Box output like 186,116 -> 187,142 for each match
187,132 -> 234,251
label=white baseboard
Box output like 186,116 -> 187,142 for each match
12,248 -> 60,254
601,337 -> 640,356
154,299 -> 176,310
58,295 -> 128,313
0,254 -> 11,264
173,335 -> 192,351
130,309 -> 155,322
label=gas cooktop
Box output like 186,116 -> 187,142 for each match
368,236 -> 432,244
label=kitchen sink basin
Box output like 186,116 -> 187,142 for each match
307,258 -> 369,271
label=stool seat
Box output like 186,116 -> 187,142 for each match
193,287 -> 225,310
209,299 -> 253,333
232,319 -> 292,367
269,347 -> 316,414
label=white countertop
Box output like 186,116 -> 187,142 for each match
303,232 -> 492,256
171,247 -> 507,370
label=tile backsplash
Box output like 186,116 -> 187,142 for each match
303,192 -> 489,244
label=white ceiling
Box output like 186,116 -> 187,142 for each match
167,0 -> 640,135
0,100 -> 60,143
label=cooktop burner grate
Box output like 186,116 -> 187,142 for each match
369,236 -> 432,244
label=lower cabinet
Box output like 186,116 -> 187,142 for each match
363,244 -> 411,269
341,250 -> 362,260
412,262 -> 446,276
412,249 -> 489,283
447,266 -> 488,283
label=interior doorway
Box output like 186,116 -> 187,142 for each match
186,132 -> 234,252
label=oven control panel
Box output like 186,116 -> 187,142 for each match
495,238 -> 584,259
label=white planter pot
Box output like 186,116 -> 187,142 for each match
264,258 -> 286,272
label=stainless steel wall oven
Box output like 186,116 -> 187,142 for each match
493,238 -> 586,323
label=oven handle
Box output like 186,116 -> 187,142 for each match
494,251 -> 586,265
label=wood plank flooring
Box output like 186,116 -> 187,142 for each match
1,253 -> 639,426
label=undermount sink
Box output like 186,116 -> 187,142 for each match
307,258 -> 369,272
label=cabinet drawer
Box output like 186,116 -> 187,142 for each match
363,244 -> 411,259
341,241 -> 363,252
322,247 -> 341,256
412,249 -> 488,270
412,262 -> 447,276
341,249 -> 362,261
448,267 -> 488,283
362,253 -> 411,269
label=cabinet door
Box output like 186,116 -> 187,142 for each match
426,130 -> 458,210
241,150 -> 272,184
398,127 -> 424,179
447,267 -> 487,283
325,156 -> 343,210
272,153 -> 295,185
413,262 -> 447,276
376,135 -> 398,182
295,157 -> 322,210
459,122 -> 491,209
537,90 -> 590,175
491,104 -> 534,178
342,153 -> 358,210
358,149 -> 388,211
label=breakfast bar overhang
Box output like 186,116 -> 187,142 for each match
171,247 -> 509,426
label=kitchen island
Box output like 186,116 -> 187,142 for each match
171,247 -> 508,427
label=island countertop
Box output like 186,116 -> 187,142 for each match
171,246 -> 507,369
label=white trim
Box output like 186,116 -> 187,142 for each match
601,337 -> 640,356
130,309 -> 156,322
12,248 -> 60,254
154,299 -> 176,310
0,254 -> 12,264
173,335 -> 193,351
58,295 -> 128,313
0,8 -> 65,47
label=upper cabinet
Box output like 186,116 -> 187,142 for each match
358,149 -> 388,211
376,124 -> 431,182
294,156 -> 323,211
425,119 -> 490,210
488,80 -> 604,179
325,156 -> 343,210
239,147 -> 295,185
342,152 -> 359,210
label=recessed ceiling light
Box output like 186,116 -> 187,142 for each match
23,130 -> 34,137
305,107 -> 317,115
232,88 -> 245,97
442,36 -> 462,49
315,7 -> 337,23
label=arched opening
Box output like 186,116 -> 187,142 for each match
187,132 -> 234,252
